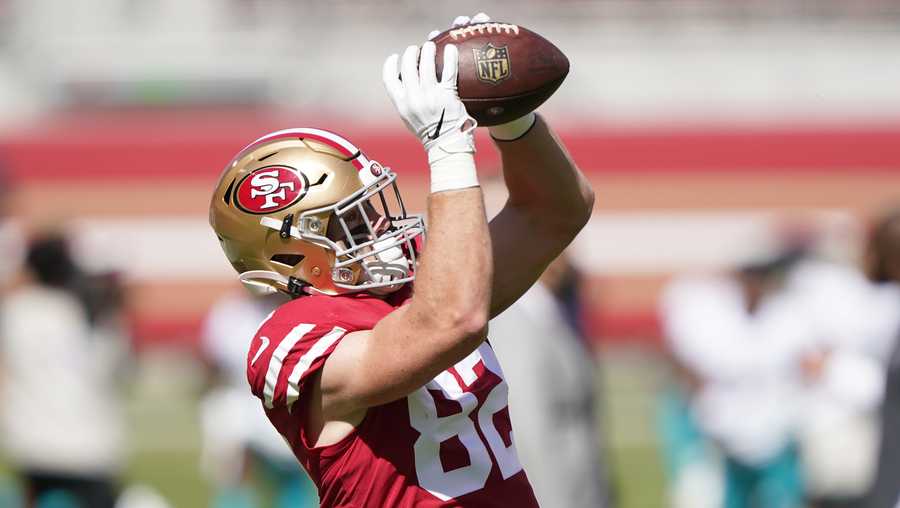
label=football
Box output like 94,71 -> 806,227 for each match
432,22 -> 570,126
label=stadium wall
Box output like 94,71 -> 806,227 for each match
2,109 -> 899,350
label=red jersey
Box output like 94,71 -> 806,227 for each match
246,290 -> 539,507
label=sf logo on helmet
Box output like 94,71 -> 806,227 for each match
235,166 -> 308,214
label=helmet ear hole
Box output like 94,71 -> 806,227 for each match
270,254 -> 305,267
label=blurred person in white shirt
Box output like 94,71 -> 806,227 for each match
0,233 -> 129,508
200,291 -> 318,508
489,254 -> 612,508
661,251 -> 812,508
663,236 -> 889,508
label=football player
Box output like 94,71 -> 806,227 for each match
209,13 -> 594,507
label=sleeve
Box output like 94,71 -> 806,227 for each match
246,311 -> 349,411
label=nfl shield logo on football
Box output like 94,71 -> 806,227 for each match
473,43 -> 511,84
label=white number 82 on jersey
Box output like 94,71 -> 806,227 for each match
407,342 -> 523,501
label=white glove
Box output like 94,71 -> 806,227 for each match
383,41 -> 478,193
383,42 -> 475,159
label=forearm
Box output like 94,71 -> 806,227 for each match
412,186 -> 492,334
484,115 -> 594,317
494,114 -> 594,233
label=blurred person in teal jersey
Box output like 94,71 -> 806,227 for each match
661,251 -> 810,508
657,366 -> 725,508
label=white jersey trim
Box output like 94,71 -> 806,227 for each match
285,326 -> 347,410
263,322 -> 315,409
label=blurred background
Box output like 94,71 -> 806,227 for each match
1,1 -> 900,507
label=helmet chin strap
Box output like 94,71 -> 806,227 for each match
240,270 -> 320,297
239,270 -> 289,296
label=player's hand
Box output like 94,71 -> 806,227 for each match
382,42 -> 475,164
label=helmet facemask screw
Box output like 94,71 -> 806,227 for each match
334,268 -> 354,283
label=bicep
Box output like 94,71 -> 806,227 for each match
488,204 -> 567,317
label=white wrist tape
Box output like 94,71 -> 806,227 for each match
428,151 -> 479,193
489,112 -> 536,141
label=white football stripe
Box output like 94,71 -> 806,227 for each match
285,326 -> 347,409
263,322 -> 315,409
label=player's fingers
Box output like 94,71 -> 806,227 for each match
427,30 -> 441,41
471,12 -> 490,23
419,41 -> 437,87
451,15 -> 470,28
400,45 -> 420,88
382,53 -> 402,97
440,44 -> 459,86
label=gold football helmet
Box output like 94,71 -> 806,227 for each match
209,128 -> 424,297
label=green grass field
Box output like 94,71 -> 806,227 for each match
1,348 -> 669,508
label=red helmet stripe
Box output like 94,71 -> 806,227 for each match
239,128 -> 367,170
299,132 -> 366,170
